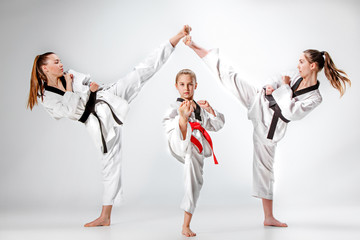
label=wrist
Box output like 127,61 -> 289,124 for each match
208,108 -> 215,116
178,31 -> 186,38
179,115 -> 188,124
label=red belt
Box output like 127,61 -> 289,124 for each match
189,122 -> 218,164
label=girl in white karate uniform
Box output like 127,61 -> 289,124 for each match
163,69 -> 225,237
27,25 -> 191,227
183,35 -> 351,227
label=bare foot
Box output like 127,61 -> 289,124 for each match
182,226 -> 196,237
84,217 -> 110,227
264,217 -> 288,227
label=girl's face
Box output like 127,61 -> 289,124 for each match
297,53 -> 317,78
42,54 -> 64,78
175,74 -> 197,100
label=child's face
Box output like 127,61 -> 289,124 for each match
175,74 -> 197,100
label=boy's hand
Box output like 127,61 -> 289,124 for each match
197,100 -> 216,116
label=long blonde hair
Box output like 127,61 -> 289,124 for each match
27,52 -> 54,110
304,49 -> 351,97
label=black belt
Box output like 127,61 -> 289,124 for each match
78,91 -> 123,153
264,90 -> 290,140
263,77 -> 319,140
267,103 -> 290,140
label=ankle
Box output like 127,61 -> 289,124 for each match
99,214 -> 110,219
264,214 -> 275,220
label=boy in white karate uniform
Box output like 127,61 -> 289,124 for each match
163,69 -> 225,237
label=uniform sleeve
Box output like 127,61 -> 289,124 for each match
68,69 -> 92,86
272,85 -> 322,121
68,69 -> 92,94
163,112 -> 192,159
202,49 -> 258,109
266,70 -> 300,90
110,41 -> 175,103
202,109 -> 225,132
267,73 -> 283,90
41,92 -> 81,120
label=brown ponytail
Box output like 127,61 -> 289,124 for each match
27,52 -> 54,110
304,49 -> 351,97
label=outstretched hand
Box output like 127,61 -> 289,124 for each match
197,100 -> 216,116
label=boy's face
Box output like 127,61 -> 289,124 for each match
175,74 -> 197,100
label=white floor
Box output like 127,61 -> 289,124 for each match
1,205 -> 360,240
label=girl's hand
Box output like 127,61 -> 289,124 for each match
64,72 -> 73,84
197,100 -> 216,116
179,100 -> 194,120
265,85 -> 274,95
90,82 -> 99,92
282,75 -> 291,85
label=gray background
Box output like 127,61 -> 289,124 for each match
1,0 -> 359,216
